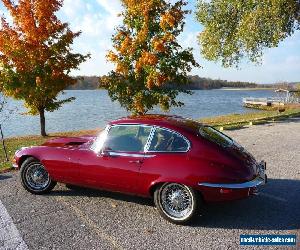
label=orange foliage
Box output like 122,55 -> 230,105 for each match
35,76 -> 42,86
141,51 -> 158,66
152,37 -> 166,52
106,51 -> 118,62
116,62 -> 129,75
0,0 -> 88,135
0,0 -> 86,103
104,0 -> 196,115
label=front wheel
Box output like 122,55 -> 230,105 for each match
20,157 -> 56,194
154,183 -> 201,224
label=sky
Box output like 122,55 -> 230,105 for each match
1,0 -> 300,84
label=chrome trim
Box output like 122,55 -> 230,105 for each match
12,163 -> 18,169
108,152 -> 155,158
199,163 -> 266,189
144,126 -> 156,152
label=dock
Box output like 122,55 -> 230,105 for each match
243,89 -> 300,108
243,98 -> 284,107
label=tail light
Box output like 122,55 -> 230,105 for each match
220,188 -> 232,194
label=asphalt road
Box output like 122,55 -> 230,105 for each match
0,118 -> 299,250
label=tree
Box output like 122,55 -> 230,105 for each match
295,83 -> 300,98
102,0 -> 198,115
0,0 -> 89,136
196,0 -> 300,67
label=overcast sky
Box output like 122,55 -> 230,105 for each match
1,0 -> 300,84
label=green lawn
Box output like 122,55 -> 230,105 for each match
200,107 -> 300,130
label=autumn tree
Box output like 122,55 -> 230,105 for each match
0,0 -> 89,136
102,0 -> 198,115
196,0 -> 300,67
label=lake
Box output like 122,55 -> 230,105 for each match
2,89 -> 275,138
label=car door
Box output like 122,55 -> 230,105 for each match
77,124 -> 153,194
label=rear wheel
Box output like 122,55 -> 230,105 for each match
20,157 -> 56,194
154,183 -> 201,224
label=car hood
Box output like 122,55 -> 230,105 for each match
42,135 -> 96,148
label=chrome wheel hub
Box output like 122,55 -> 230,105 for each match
160,183 -> 193,220
25,163 -> 50,190
170,191 -> 184,209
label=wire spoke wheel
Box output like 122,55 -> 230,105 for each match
25,163 -> 50,190
156,183 -> 197,223
21,158 -> 56,194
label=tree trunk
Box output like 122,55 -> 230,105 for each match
39,108 -> 47,137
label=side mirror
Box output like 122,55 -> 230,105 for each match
98,146 -> 111,157
100,149 -> 110,157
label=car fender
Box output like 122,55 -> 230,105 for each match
14,147 -> 44,168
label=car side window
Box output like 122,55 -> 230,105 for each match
104,125 -> 152,152
148,128 -> 189,152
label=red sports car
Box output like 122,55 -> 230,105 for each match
13,115 -> 266,224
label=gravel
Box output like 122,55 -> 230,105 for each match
0,118 -> 299,250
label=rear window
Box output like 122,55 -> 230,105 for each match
199,126 -> 233,147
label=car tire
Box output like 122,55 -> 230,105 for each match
154,183 -> 201,224
20,157 -> 56,194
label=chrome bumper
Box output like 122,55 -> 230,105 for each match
198,161 -> 267,189
12,163 -> 18,169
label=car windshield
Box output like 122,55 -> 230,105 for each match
199,126 -> 233,147
91,130 -> 108,153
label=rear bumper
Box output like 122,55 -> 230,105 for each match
198,161 -> 267,202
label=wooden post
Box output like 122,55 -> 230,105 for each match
0,124 -> 9,162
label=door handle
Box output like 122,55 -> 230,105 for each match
129,160 -> 142,164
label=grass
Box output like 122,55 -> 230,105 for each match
200,106 -> 300,130
1,106 -> 300,172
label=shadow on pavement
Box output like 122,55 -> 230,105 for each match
48,178 -> 300,230
0,174 -> 12,181
194,178 -> 300,230
48,185 -> 153,207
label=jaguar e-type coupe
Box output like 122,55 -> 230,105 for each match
13,115 -> 267,224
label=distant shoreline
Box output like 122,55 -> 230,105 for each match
220,87 -> 275,91
66,87 -> 275,91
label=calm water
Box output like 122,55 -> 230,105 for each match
2,89 -> 275,138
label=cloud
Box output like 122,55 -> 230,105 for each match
96,0 -> 122,16
59,0 -> 123,76
62,0 -> 86,19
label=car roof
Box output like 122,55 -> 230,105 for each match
109,114 -> 202,134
